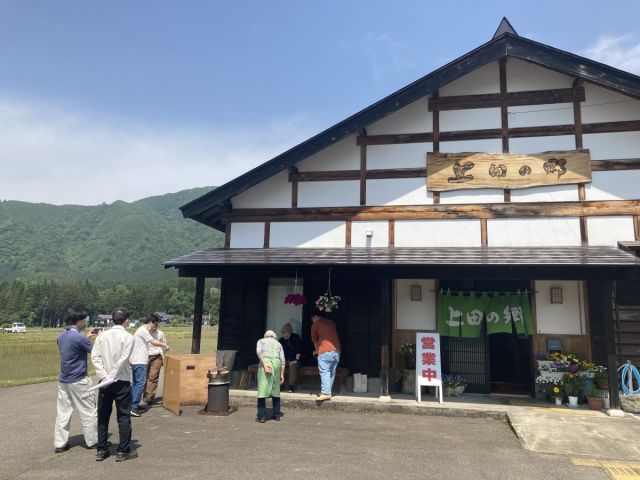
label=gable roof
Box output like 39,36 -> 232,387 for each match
181,30 -> 640,230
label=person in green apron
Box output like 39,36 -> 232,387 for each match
256,330 -> 285,423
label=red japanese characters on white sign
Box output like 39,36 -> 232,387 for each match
416,332 -> 442,385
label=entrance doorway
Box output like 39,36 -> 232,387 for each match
439,279 -> 533,396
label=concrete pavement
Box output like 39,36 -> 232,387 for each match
0,381 -> 612,480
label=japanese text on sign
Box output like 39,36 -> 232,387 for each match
416,332 -> 442,385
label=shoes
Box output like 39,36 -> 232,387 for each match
85,441 -> 111,450
316,394 -> 332,401
54,443 -> 69,454
256,416 -> 266,423
271,415 -> 281,421
96,450 -> 111,461
136,405 -> 148,412
288,386 -> 295,393
130,410 -> 142,417
115,450 -> 138,462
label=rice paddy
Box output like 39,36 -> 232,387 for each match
0,326 -> 218,387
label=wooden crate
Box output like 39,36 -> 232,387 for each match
163,354 -> 216,415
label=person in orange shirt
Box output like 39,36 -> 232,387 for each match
310,311 -> 341,401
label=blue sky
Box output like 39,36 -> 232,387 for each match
1,1 -> 639,204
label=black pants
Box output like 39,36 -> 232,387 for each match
257,397 -> 281,420
98,381 -> 132,453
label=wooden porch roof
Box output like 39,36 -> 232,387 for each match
164,246 -> 640,280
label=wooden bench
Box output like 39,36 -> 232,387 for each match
245,365 -> 349,392
297,366 -> 349,393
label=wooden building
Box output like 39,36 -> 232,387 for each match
166,19 -> 640,407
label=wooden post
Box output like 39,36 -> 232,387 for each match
431,90 -> 441,205
263,222 -> 270,248
388,220 -> 395,246
360,144 -> 367,206
224,224 -> 231,249
192,276 -> 205,354
499,57 -> 510,203
345,220 -> 352,247
600,280 -> 621,410
380,279 -> 391,397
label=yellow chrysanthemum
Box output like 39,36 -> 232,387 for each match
553,387 -> 560,394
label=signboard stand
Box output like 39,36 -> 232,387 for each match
415,332 -> 443,404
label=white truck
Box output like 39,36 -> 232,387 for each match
3,322 -> 27,333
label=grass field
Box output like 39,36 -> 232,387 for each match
0,326 -> 218,388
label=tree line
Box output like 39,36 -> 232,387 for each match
0,278 -> 221,327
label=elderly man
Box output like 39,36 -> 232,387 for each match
278,323 -> 302,393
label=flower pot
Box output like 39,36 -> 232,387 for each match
554,397 -> 563,406
443,386 -> 456,397
587,396 -> 604,410
568,396 -> 579,408
403,357 -> 416,370
597,381 -> 609,390
454,385 -> 465,396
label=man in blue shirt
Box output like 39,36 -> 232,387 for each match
54,306 -> 98,453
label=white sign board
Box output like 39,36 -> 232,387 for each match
416,332 -> 442,385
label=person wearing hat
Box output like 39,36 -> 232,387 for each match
278,323 -> 302,392
255,330 -> 285,423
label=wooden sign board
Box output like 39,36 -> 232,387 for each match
426,150 -> 591,192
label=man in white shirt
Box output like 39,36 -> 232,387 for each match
91,308 -> 135,462
143,317 -> 169,405
130,315 -> 169,416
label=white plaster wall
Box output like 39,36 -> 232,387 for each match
351,221 -> 389,248
587,216 -> 636,246
440,189 -> 505,204
509,135 -> 576,153
487,218 -> 581,246
511,185 -> 579,203
366,98 -> 432,135
229,223 -> 264,248
395,279 -> 436,330
368,143 -> 432,169
395,220 -> 481,247
582,83 -> 640,123
508,103 -> 574,128
231,170 -> 290,208
270,221 -> 345,248
586,171 -> 640,201
297,137 -> 359,171
367,178 -> 433,205
534,281 -> 585,335
439,61 -> 500,95
440,108 -> 501,131
507,58 -> 573,91
583,132 -> 640,160
298,181 -> 360,207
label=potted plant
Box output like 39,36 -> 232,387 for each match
442,374 -> 466,396
586,385 -> 604,410
552,385 -> 563,406
563,373 -> 584,408
593,366 -> 609,390
400,343 -> 416,370
389,367 -> 403,393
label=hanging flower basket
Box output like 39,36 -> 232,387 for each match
315,294 -> 341,313
284,293 -> 308,306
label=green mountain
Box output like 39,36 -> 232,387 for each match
0,187 -> 223,283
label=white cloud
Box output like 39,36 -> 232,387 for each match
584,33 -> 640,74
0,97 -> 318,205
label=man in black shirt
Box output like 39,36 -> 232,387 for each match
279,323 -> 302,392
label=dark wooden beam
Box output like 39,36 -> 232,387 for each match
578,183 -> 588,245
388,220 -> 395,246
432,90 -> 441,205
357,120 -> 640,146
224,199 -> 640,222
573,79 -> 584,149
263,222 -> 270,248
360,144 -> 367,206
499,57 -> 509,154
428,87 -> 586,111
592,159 -> 640,171
191,276 -> 205,354
224,223 -> 231,248
480,219 -> 488,245
599,280 -> 621,409
289,166 -> 299,208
